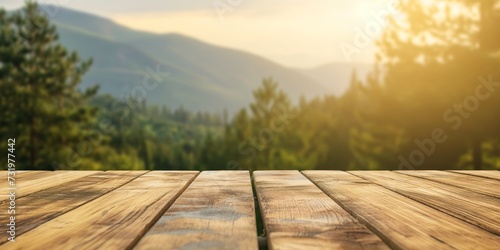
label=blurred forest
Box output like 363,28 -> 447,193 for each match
1,1 -> 499,170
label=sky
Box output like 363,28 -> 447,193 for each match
3,0 -> 397,68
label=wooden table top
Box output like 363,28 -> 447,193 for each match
1,170 -> 499,249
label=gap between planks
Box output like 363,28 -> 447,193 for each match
0,171 -> 149,245
302,171 -> 500,250
350,171 -> 500,236
254,170 -> 389,250
1,171 -> 99,203
134,171 -> 258,250
449,170 -> 500,181
398,170 -> 500,199
7,171 -> 199,250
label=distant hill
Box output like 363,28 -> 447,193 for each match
300,62 -> 373,95
26,6 -> 371,111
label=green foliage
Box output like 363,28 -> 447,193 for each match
0,2 -> 98,170
369,0 -> 500,169
1,1 -> 499,171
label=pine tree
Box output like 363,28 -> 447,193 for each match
373,0 -> 500,169
0,2 -> 98,169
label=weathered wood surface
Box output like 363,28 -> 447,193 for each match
399,170 -> 500,198
0,171 -> 146,244
135,171 -> 258,250
254,171 -> 388,250
351,171 -> 500,235
0,170 -> 498,250
450,170 -> 500,180
303,171 -> 500,250
1,171 -> 97,202
0,171 -> 43,191
8,171 -> 198,250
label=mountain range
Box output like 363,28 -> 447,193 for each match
33,6 -> 373,112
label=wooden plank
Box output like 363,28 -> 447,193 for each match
0,171 -> 33,174
9,171 -> 34,174
253,171 -> 388,250
1,171 -> 98,202
303,171 -> 500,250
351,171 -> 500,235
0,171 -> 52,192
0,171 -> 38,178
0,171 -> 147,245
135,171 -> 259,250
398,170 -> 500,199
450,170 -> 500,181
8,171 -> 198,250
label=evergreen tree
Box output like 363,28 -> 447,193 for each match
372,0 -> 500,169
0,2 -> 98,169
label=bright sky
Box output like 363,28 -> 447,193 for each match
3,0 -> 398,68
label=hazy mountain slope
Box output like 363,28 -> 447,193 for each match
56,25 -> 161,93
301,62 -> 373,95
56,25 -> 245,111
47,6 -> 155,41
40,5 -> 332,111
132,33 -> 329,102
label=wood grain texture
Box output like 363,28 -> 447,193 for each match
0,171 -> 44,190
303,171 -> 500,250
450,170 -> 500,180
0,171 -> 37,179
135,171 -> 258,250
254,171 -> 388,250
0,171 -> 33,174
351,171 -> 500,235
1,171 -> 98,202
398,170 -> 500,199
9,171 -> 198,250
0,171 -> 146,245
1,171 -> 54,194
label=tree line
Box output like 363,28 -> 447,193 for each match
1,1 -> 499,170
